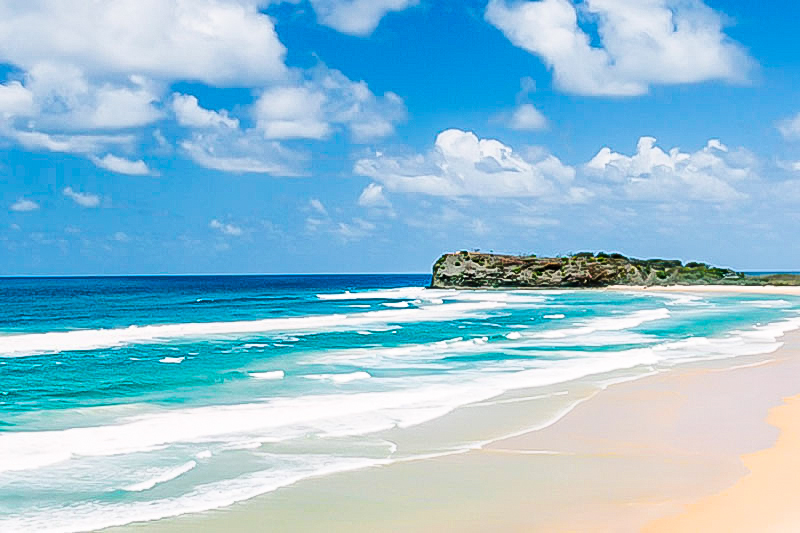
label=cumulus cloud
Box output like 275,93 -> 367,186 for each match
90,154 -> 151,175
307,0 -> 417,36
172,65 -> 402,175
354,129 -> 575,197
355,131 -> 755,217
10,198 -> 39,212
486,0 -> 752,96
0,2 -> 408,176
255,86 -> 330,140
586,136 -> 753,202
63,187 -> 101,207
0,81 -> 35,116
171,89 -> 310,176
209,219 -> 243,236
172,94 -> 239,129
0,0 -> 291,171
20,65 -> 162,131
0,64 -> 153,171
0,0 -> 287,87
254,66 -> 406,141
778,113 -> 800,140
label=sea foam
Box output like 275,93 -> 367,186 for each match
159,357 -> 185,364
303,371 -> 372,383
250,371 -> 285,380
122,461 -> 197,492
0,300 -> 504,357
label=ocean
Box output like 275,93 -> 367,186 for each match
1,275 -> 799,532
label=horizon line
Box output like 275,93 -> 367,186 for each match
0,272 -> 434,279
1,270 -> 798,279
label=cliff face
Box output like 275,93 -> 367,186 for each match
431,252 -> 747,289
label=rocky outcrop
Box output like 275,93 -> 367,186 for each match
431,251 -> 797,289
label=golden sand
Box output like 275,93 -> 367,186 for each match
646,394 -> 800,533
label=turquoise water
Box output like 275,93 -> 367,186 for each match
1,275 -> 800,532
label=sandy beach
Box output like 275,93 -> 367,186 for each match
109,286 -> 800,533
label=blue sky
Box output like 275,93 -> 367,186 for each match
2,0 -> 800,275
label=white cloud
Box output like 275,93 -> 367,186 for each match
63,186 -> 101,207
507,103 -> 547,130
21,66 -> 164,130
777,160 -> 800,172
354,129 -> 574,197
90,154 -> 151,175
10,198 -> 39,212
170,90 -> 310,175
169,64 -> 400,174
255,86 -> 330,140
0,81 -> 35,116
0,0 -> 290,168
9,129 -> 134,154
309,198 -> 328,215
303,197 -> 376,241
0,2 -> 411,176
586,136 -> 753,202
778,113 -> 800,140
254,66 -> 405,141
210,219 -> 243,236
486,0 -> 752,96
0,0 -> 287,87
308,0 -> 417,36
10,128 -> 149,175
0,71 -> 153,170
358,183 -> 390,207
172,94 -> 239,129
494,77 -> 547,131
84,82 -> 162,130
334,217 -> 375,241
113,231 -> 130,242
306,214 -> 375,241
180,131 -> 307,175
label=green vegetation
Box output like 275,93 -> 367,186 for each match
430,251 -> 800,289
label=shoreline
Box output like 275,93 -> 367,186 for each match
645,393 -> 800,531
608,284 -> 800,296
108,286 -> 800,532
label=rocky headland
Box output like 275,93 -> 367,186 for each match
431,251 -> 800,289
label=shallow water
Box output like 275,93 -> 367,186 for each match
1,275 -> 799,532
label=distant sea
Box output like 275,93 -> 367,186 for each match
743,271 -> 800,275
1,275 -> 800,532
